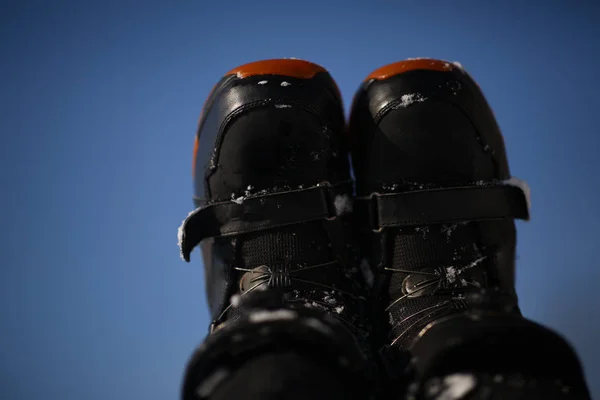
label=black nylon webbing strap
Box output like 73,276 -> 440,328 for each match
180,182 -> 350,262
356,184 -> 529,231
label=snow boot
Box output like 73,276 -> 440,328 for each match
178,59 -> 374,400
348,58 -> 590,398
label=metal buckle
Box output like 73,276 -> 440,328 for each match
317,181 -> 337,220
369,192 -> 383,232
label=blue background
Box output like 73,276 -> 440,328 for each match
2,1 -> 599,398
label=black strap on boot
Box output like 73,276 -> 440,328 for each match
179,181 -> 353,262
354,183 -> 529,232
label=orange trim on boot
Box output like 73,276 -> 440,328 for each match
365,58 -> 455,81
193,59 -> 336,178
226,59 -> 327,79
192,135 -> 199,178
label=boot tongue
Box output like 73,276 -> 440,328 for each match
218,220 -> 368,335
382,182 -> 523,349
386,224 -> 485,335
221,222 -> 332,322
387,220 -> 489,295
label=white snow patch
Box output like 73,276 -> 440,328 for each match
435,373 -> 477,400
306,301 -> 327,310
452,250 -> 460,261
177,207 -> 202,259
177,217 -> 187,249
230,294 -> 241,307
196,368 -> 229,397
459,256 -> 487,273
452,61 -> 464,71
275,104 -> 292,108
249,309 -> 297,323
398,93 -> 427,107
415,226 -> 430,239
177,224 -> 184,249
231,195 -> 244,204
258,80 -> 268,85
442,256 -> 486,284
281,81 -> 291,87
441,224 -> 458,239
445,266 -> 457,284
333,194 -> 353,216
335,305 -> 345,314
382,183 -> 400,191
360,258 -> 374,287
503,176 -> 531,213
405,58 -> 453,70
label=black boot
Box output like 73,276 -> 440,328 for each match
349,58 -> 590,399
179,59 -> 374,400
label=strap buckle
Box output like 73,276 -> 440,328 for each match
355,192 -> 384,233
317,180 -> 338,221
